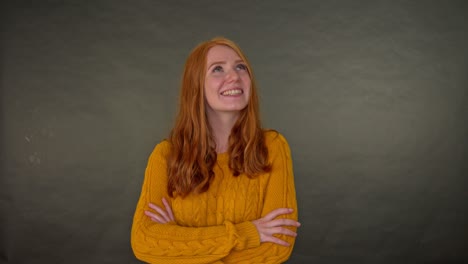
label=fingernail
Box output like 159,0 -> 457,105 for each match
297,222 -> 301,226
289,208 -> 294,212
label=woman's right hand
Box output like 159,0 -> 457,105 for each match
252,208 -> 300,247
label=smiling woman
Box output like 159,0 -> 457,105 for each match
204,45 -> 251,119
130,37 -> 299,264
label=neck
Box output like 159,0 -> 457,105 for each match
207,111 -> 239,153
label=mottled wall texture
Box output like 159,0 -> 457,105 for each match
2,1 -> 468,263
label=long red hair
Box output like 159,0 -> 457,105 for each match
167,37 -> 271,198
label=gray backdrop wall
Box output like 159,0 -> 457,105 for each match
2,1 -> 468,263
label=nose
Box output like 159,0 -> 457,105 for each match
225,69 -> 240,82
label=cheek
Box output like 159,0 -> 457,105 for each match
243,77 -> 252,92
205,78 -> 222,92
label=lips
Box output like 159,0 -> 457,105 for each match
220,88 -> 243,96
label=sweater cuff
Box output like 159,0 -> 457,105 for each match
233,221 -> 261,250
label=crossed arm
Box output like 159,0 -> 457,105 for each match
131,135 -> 299,263
146,198 -> 299,247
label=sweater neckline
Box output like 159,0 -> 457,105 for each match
217,152 -> 229,162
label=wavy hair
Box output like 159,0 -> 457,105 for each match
167,37 -> 271,198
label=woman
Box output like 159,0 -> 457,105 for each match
131,37 -> 300,264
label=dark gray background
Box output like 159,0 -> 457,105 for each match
2,1 -> 468,263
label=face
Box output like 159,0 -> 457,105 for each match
204,45 -> 251,118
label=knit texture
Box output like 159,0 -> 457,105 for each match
131,131 -> 298,264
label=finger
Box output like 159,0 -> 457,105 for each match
263,208 -> 294,221
148,215 -> 165,223
149,203 -> 171,222
144,210 -> 166,223
265,236 -> 290,247
269,226 -> 297,237
162,198 -> 174,221
266,218 -> 300,228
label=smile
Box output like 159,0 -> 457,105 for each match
221,89 -> 243,96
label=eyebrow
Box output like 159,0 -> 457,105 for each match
207,59 -> 245,69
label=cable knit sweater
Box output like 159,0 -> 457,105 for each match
131,131 -> 298,264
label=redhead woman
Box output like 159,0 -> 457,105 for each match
131,37 -> 300,264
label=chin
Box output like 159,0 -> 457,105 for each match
225,105 -> 248,112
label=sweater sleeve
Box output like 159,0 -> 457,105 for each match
221,133 -> 298,264
130,142 -> 261,264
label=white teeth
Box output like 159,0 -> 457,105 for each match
221,89 -> 242,96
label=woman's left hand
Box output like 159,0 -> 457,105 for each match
145,197 -> 175,224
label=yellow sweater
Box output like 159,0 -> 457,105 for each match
131,131 -> 298,264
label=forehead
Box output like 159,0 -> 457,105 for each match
206,45 -> 242,62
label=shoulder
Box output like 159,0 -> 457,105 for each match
263,130 -> 292,157
264,129 -> 290,148
149,139 -> 171,161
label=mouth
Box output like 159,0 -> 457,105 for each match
220,88 -> 243,96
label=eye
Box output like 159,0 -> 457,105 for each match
212,65 -> 223,72
236,64 -> 248,71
